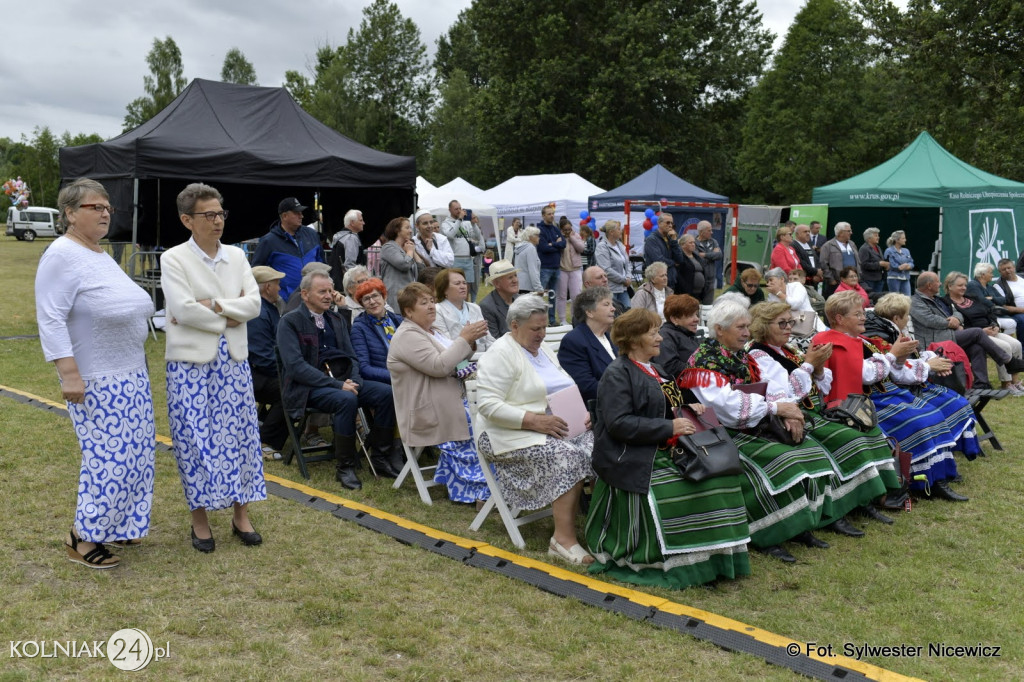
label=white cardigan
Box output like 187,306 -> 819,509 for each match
475,332 -> 571,455
160,242 -> 261,363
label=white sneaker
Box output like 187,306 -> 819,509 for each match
1011,383 -> 1024,396
261,445 -> 282,461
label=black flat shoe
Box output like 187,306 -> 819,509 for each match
932,480 -> 969,502
757,545 -> 797,563
858,504 -> 894,525
826,517 -> 865,537
190,526 -> 215,553
335,467 -> 362,490
793,531 -> 830,549
878,491 -> 910,510
231,521 -> 263,546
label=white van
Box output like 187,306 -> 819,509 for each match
5,206 -> 62,241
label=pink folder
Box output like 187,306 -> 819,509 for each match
547,384 -> 589,439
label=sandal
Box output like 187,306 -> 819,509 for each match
548,537 -> 594,566
108,538 -> 143,549
66,531 -> 120,569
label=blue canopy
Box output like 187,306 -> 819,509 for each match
588,164 -> 727,212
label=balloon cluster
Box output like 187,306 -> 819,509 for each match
2,177 -> 30,207
578,209 -> 593,227
642,207 -> 659,231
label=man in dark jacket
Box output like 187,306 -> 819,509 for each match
277,272 -> 398,489
644,214 -> 687,294
248,266 -> 289,459
536,205 -> 566,324
252,197 -> 325,301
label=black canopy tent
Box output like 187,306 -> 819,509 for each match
59,78 -> 416,247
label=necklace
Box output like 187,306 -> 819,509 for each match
630,358 -> 661,380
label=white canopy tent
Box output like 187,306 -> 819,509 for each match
416,181 -> 501,255
438,177 -> 486,196
481,173 -> 605,229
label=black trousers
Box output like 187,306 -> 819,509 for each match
251,368 -> 289,450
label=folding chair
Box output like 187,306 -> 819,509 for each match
392,443 -> 442,504
465,378 -> 552,548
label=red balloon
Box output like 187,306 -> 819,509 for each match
643,219 -> 653,229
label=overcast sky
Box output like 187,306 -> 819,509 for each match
3,0 -> 812,143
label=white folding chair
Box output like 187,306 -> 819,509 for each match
542,323 -> 573,354
392,443 -> 441,505
465,378 -> 552,548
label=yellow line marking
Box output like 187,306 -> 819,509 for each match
2,384 -> 922,681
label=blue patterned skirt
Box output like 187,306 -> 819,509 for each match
434,398 -> 491,503
914,383 -> 980,460
166,336 -> 266,511
68,369 -> 156,542
870,384 -> 958,487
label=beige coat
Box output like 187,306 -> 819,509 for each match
387,321 -> 474,447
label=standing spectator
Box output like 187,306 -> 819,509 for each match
793,223 -> 822,283
161,183 -> 265,553
595,220 -> 632,310
820,221 -> 860,297
858,227 -> 888,295
413,209 -> 454,268
37,178 -> 157,569
884,230 -> 914,295
677,233 -> 705,299
535,205 -> 566,324
770,225 -> 800,273
514,227 -> 543,293
252,197 -> 325,301
247,265 -> 289,460
644,214 -> 686,295
580,222 -> 596,268
330,209 -> 366,273
694,220 -> 723,304
479,260 -> 520,338
441,200 -> 483,300
556,219 -> 584,325
505,217 -> 524,262
808,220 -> 825,255
379,217 -> 423,311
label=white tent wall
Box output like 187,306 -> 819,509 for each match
481,173 -> 605,231
416,186 -> 500,256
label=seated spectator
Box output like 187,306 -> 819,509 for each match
284,261 -> 336,313
679,297 -> 842,563
944,271 -> 1024,393
475,295 -> 595,565
993,258 -> 1024,333
748,301 -> 903,525
630,262 -> 669,321
558,286 -> 618,404
911,271 -> 1012,389
350,278 -> 403,386
341,266 -> 372,319
572,266 -> 627,325
387,282 -> 491,505
657,293 -> 702,381
866,293 -> 981,459
433,268 -> 496,352
723,268 -> 765,306
835,266 -> 870,308
277,271 -> 399,488
514,227 -> 543,294
248,266 -> 289,460
789,268 -> 826,318
587,308 -> 751,589
814,291 -> 970,501
479,260 -> 519,338
764,267 -> 823,338
971,262 -> 1016,336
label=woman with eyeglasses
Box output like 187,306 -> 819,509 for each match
161,182 -> 266,553
36,178 -> 156,569
813,291 -> 970,502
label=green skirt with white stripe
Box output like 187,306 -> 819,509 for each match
585,449 -> 751,590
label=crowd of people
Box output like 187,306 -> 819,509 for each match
37,189 -> 1002,594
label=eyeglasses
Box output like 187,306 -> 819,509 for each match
79,204 -> 114,214
189,210 -> 229,221
775,319 -> 796,328
361,292 -> 383,302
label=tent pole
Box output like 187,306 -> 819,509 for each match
933,207 -> 944,273
730,204 -> 739,284
131,179 -> 139,247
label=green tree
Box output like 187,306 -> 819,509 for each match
123,36 -> 187,132
737,0 -> 874,203
17,127 -> 60,207
220,47 -> 259,85
423,69 -> 483,183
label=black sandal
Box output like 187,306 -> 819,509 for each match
66,531 -> 120,569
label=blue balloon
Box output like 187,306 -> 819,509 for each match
644,208 -> 655,218
579,210 -> 589,220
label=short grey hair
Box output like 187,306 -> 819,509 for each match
764,267 -> 787,281
343,209 -> 363,228
177,182 -> 223,215
886,230 -> 906,247
299,271 -> 332,292
521,226 -> 541,241
705,298 -> 751,340
573,286 -> 611,317
506,293 -> 549,326
835,221 -> 852,234
342,265 -> 370,294
679,233 -> 695,246
644,261 -> 668,281
863,227 -> 880,241
697,220 -> 712,234
974,262 -> 995,278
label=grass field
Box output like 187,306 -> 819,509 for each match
2,237 -> 1022,680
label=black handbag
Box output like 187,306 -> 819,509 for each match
822,393 -> 877,432
670,407 -> 743,482
750,413 -> 805,445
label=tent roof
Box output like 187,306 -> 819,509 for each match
481,173 -> 604,215
59,78 -> 415,187
437,177 -> 486,197
417,176 -> 437,193
812,131 -> 1024,207
588,164 -> 727,210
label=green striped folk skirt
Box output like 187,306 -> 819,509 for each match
585,449 -> 751,590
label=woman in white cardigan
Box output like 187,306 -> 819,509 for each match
432,267 -> 496,352
476,295 -> 595,565
161,183 -> 265,553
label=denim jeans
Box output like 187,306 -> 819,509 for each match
887,278 -> 911,296
539,268 -> 560,323
306,380 -> 395,438
612,290 -> 632,310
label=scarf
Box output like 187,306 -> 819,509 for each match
679,339 -> 761,390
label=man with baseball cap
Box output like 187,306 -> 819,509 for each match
248,265 -> 289,459
479,260 -> 519,338
252,197 -> 325,301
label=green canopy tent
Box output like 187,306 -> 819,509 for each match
812,131 -> 1024,277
